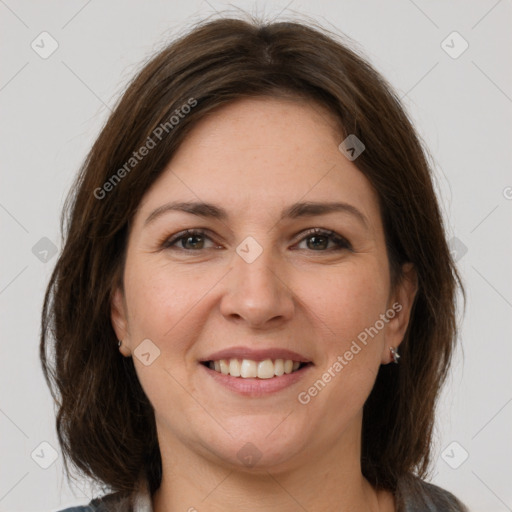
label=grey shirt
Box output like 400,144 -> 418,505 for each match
57,474 -> 469,512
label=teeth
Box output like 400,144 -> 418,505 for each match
207,358 -> 305,378
229,358 -> 241,377
240,359 -> 258,378
257,359 -> 274,379
219,359 -> 229,375
274,359 -> 284,376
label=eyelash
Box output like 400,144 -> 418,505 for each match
160,228 -> 352,252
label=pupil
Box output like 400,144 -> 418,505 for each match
185,235 -> 203,249
308,235 -> 327,250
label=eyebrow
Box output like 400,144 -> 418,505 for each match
144,200 -> 369,229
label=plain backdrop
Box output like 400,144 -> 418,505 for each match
1,1 -> 511,511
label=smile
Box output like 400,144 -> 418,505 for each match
199,358 -> 314,397
202,358 -> 310,379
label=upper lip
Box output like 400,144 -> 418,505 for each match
200,346 -> 312,363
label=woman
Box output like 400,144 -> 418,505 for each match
41,15 -> 468,512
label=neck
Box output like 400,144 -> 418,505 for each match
152,415 -> 394,512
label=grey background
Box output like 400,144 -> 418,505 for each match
1,1 -> 511,511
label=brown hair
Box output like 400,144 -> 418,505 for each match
40,14 -> 465,497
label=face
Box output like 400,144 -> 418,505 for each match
111,97 -> 416,473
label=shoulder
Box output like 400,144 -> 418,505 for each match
56,508 -> 96,512
396,473 -> 469,512
55,491 -> 133,512
55,478 -> 152,512
55,508 -> 95,512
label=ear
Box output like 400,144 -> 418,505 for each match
381,262 -> 418,364
111,286 -> 131,357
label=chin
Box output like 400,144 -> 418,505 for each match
199,421 -> 311,472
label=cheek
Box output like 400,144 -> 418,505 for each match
124,258 -> 204,337
302,260 -> 389,347
299,261 -> 389,409
303,263 -> 389,413
123,261 -> 205,406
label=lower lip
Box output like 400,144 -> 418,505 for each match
200,363 -> 313,397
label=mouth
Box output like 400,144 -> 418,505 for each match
198,346 -> 314,396
200,358 -> 313,379
199,358 -> 314,397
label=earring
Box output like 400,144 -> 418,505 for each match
118,340 -> 122,347
390,346 -> 400,364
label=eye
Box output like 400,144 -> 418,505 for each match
161,229 -> 220,251
295,228 -> 352,251
160,227 -> 352,252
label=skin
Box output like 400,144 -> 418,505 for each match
111,97 -> 417,512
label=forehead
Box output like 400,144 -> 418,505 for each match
172,96 -> 343,171
136,97 -> 382,232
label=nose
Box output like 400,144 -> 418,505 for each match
219,242 -> 295,328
